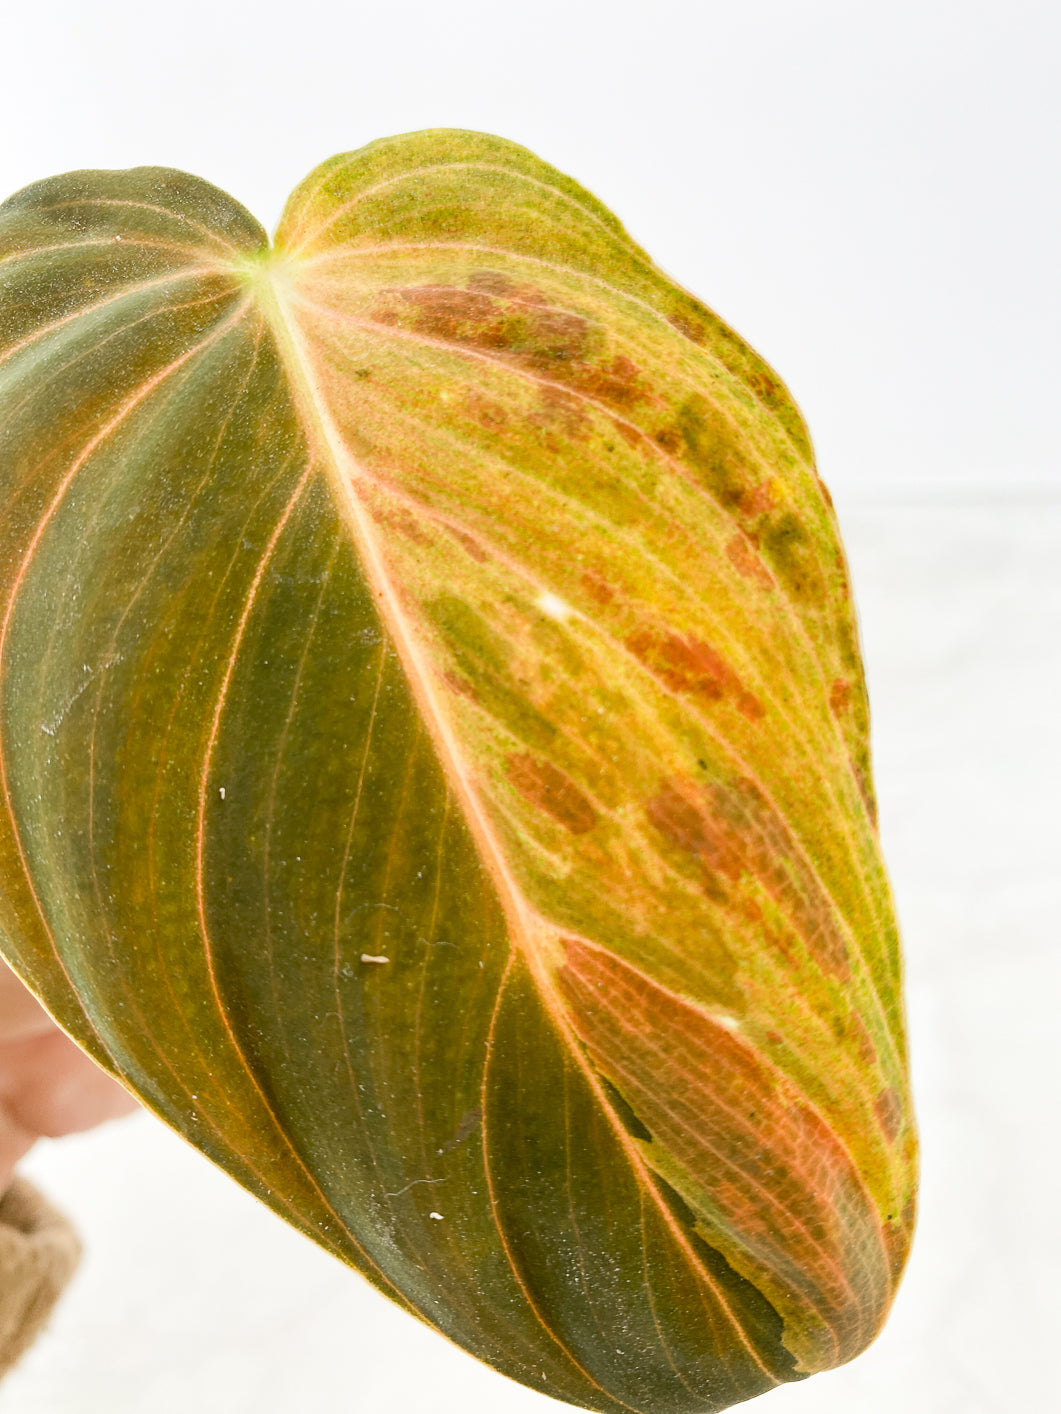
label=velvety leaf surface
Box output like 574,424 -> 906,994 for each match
0,133 -> 917,1411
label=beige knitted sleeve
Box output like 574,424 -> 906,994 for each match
0,1178 -> 80,1378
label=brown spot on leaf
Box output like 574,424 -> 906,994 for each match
646,781 -> 743,887
374,284 -> 665,426
557,938 -> 890,1358
740,482 -> 777,519
628,628 -> 723,698
741,897 -> 764,925
532,383 -> 590,439
654,425 -> 683,454
852,757 -> 879,829
441,670 -> 480,702
569,354 -> 648,409
507,754 -> 597,834
375,285 -> 499,342
726,533 -> 774,589
744,368 -> 781,403
668,312 -> 708,344
649,775 -> 851,978
463,390 -> 509,430
874,1086 -> 903,1144
627,628 -> 764,720
718,776 -> 851,978
580,570 -> 615,606
372,284 -> 589,366
518,307 -> 590,363
447,526 -> 490,563
829,678 -> 853,716
380,504 -> 432,547
611,415 -> 643,448
847,1012 -> 879,1068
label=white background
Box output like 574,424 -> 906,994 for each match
1,2 -> 1059,1410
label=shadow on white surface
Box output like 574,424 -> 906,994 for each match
2,499 -> 1057,1412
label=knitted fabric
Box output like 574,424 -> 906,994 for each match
0,1178 -> 80,1377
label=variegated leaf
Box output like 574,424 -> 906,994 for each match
0,131 -> 916,1411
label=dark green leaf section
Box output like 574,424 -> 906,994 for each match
0,165 -> 265,1070
485,958 -> 799,1410
195,481 -> 582,1385
202,487 -> 791,1406
0,168 -> 814,1410
0,190 -> 368,1249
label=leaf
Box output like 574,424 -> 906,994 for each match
0,132 -> 916,1411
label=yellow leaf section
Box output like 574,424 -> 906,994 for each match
248,130 -> 916,1370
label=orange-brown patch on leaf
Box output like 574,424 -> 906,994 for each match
740,896 -> 764,925
372,285 -> 589,366
567,354 -> 649,410
532,383 -> 590,439
741,689 -> 765,726
374,285 -> 500,343
744,368 -> 781,404
516,306 -> 590,364
829,679 -> 853,716
580,570 -> 615,607
626,628 -> 764,720
611,415 -> 643,448
712,776 -> 852,979
380,503 -> 432,548
852,758 -> 878,830
648,775 -> 852,980
441,669 -> 480,702
507,753 -> 597,835
446,526 -> 490,563
726,532 -> 775,590
558,939 -> 893,1365
646,780 -> 743,889
668,311 -> 708,345
874,1086 -> 903,1144
847,1012 -> 879,1069
463,389 -> 509,430
740,482 -> 777,520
